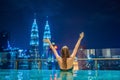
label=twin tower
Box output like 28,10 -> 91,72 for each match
30,17 -> 51,59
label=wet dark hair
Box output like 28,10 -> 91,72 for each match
61,46 -> 70,69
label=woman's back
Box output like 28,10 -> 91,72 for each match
57,56 -> 74,70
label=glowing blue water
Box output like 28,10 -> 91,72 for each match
0,70 -> 120,80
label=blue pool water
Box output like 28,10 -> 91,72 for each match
0,70 -> 120,80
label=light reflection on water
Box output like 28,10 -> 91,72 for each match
0,70 -> 120,80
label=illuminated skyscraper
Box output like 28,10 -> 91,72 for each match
42,19 -> 51,59
30,18 -> 39,58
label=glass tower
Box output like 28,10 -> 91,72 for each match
30,18 -> 39,58
42,19 -> 51,59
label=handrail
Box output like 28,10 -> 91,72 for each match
0,58 -> 120,70
0,58 -> 120,61
77,58 -> 120,60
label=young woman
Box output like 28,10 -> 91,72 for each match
44,32 -> 84,71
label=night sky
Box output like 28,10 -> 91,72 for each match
0,0 -> 120,50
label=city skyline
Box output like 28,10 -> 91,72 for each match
0,0 -> 120,50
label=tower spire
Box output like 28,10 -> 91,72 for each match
46,16 -> 49,25
33,13 -> 37,24
34,13 -> 36,18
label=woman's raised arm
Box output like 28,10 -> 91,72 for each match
70,32 -> 84,58
43,39 -> 60,58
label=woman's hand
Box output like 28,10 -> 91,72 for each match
80,32 -> 84,39
43,39 -> 50,43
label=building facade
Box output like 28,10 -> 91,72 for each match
42,20 -> 51,59
30,18 -> 39,58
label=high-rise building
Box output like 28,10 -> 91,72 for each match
102,48 -> 111,58
30,18 -> 39,58
42,19 -> 51,59
0,31 -> 10,51
77,47 -> 87,70
29,16 -> 40,69
95,49 -> 103,58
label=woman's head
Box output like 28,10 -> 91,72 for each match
61,46 -> 70,68
61,46 -> 70,58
